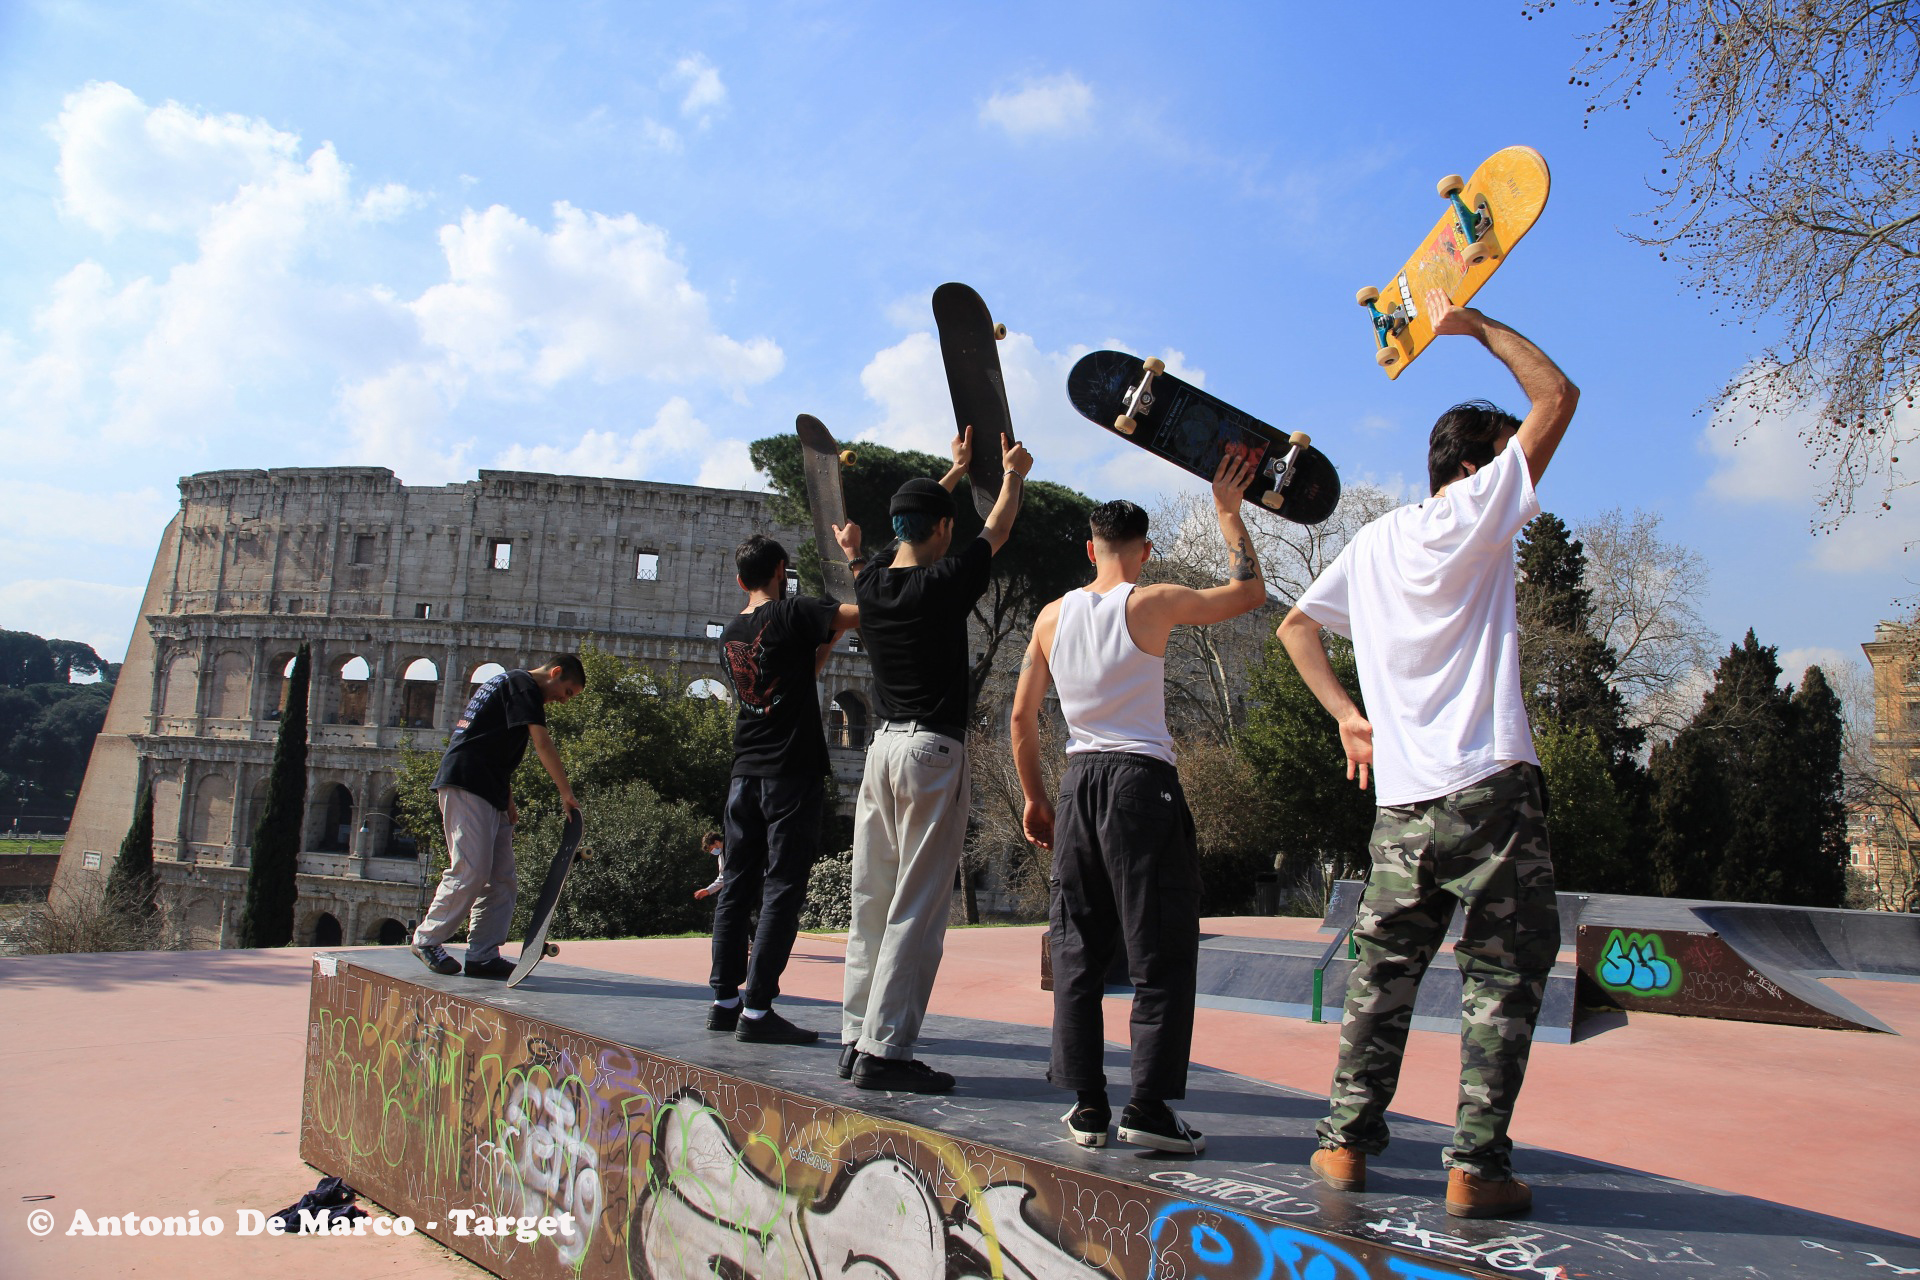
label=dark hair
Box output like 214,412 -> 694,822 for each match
702,829 -> 723,847
546,654 -> 587,687
1089,499 -> 1150,544
892,512 -> 942,544
1427,400 -> 1520,494
735,535 -> 789,590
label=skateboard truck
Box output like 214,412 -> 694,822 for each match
1436,174 -> 1498,266
1356,288 -> 1410,369
1115,356 -> 1166,436
1258,432 -> 1312,510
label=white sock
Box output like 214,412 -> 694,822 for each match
742,1007 -> 769,1020
713,997 -> 741,1009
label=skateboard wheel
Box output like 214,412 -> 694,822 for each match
1463,237 -> 1493,267
1375,346 -> 1398,369
1436,173 -> 1466,199
1355,286 -> 1380,307
1113,415 -> 1138,436
840,449 -> 857,467
1260,491 -> 1286,510
1288,431 -> 1311,448
993,323 -> 1008,340
1141,356 -> 1166,375
543,943 -> 559,957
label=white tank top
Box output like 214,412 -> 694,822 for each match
1048,582 -> 1175,765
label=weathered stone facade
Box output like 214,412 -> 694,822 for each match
54,466 -> 875,948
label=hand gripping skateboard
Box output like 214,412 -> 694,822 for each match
506,808 -> 585,988
1066,350 -> 1341,525
1357,146 -> 1550,377
931,282 -> 1017,519
796,414 -> 858,601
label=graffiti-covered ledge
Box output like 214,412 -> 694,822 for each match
299,950 -> 1920,1280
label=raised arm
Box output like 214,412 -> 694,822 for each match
1275,607 -> 1372,790
1425,287 -> 1578,484
980,435 -> 1034,555
815,602 -> 860,675
1009,601 -> 1060,849
939,425 -> 972,491
1133,447 -> 1267,635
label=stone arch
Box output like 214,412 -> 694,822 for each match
468,661 -> 508,685
399,657 -> 440,728
265,652 -> 298,720
207,651 -> 251,720
687,677 -> 729,700
312,913 -> 343,947
240,774 -> 270,848
366,918 -> 408,946
828,690 -> 870,748
369,785 -> 418,859
332,655 -> 371,725
184,893 -> 224,948
160,651 -> 199,720
152,769 -> 185,854
187,773 -> 234,846
315,783 -> 355,853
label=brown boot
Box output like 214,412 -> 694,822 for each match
1309,1146 -> 1366,1192
1446,1168 -> 1533,1219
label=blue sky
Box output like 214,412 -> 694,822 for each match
0,0 -> 1909,687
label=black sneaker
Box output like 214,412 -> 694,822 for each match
852,1056 -> 955,1094
735,1009 -> 819,1045
463,956 -> 516,980
410,942 -> 460,976
1118,1101 -> 1205,1154
707,1003 -> 742,1032
838,1043 -> 862,1080
1063,1101 -> 1111,1148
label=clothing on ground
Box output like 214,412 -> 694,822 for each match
1294,436 -> 1540,806
432,669 -> 546,811
720,595 -> 838,778
1318,763 -> 1559,1179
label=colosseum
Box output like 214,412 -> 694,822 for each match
52,465 -> 876,948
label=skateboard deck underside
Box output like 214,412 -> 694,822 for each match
796,415 -> 856,601
507,810 -> 584,988
931,282 -> 1014,520
1373,146 -> 1550,378
1067,350 -> 1340,525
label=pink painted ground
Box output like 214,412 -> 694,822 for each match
2,921 -> 1916,1280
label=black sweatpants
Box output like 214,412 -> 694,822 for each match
711,773 -> 823,1009
1047,751 -> 1200,1101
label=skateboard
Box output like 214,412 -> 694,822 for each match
796,414 -> 858,601
506,808 -> 585,988
931,282 -> 1016,519
1066,350 -> 1341,525
1357,146 -> 1550,377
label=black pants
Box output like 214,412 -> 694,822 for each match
1048,752 -> 1200,1101
711,773 -> 823,1008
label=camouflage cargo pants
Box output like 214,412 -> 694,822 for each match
1317,762 -> 1559,1179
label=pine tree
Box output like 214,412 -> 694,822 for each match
240,643 -> 308,947
1515,513 -> 1643,774
1239,633 -> 1375,886
1649,631 -> 1847,907
104,781 -> 158,919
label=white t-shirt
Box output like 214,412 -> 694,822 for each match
1294,436 -> 1540,807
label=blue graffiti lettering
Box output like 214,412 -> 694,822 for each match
1596,929 -> 1683,997
1148,1203 -> 1379,1280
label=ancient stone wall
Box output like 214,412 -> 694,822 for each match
56,466 -> 876,947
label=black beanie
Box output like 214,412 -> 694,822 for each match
889,477 -> 954,519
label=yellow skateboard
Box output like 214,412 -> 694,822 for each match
1357,146 -> 1550,378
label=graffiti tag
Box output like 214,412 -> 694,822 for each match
1595,929 -> 1684,997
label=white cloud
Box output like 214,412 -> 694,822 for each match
1702,394 -> 1920,573
0,482 -> 174,553
668,55 -> 727,122
0,578 -> 146,662
1779,646 -> 1857,685
980,73 -> 1094,139
357,182 -> 423,223
493,396 -> 759,491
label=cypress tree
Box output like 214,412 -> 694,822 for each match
104,781 -> 158,919
1787,665 -> 1848,908
240,643 -> 309,947
1515,513 -> 1643,774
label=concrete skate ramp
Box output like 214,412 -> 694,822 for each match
1697,903 -> 1920,983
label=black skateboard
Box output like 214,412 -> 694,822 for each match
506,808 -> 585,988
931,282 -> 1016,520
1066,350 -> 1341,524
796,414 -> 857,601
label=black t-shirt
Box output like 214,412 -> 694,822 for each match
433,669 -> 547,811
855,537 -> 993,738
722,595 -> 838,777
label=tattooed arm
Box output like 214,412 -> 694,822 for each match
1131,447 -> 1268,652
